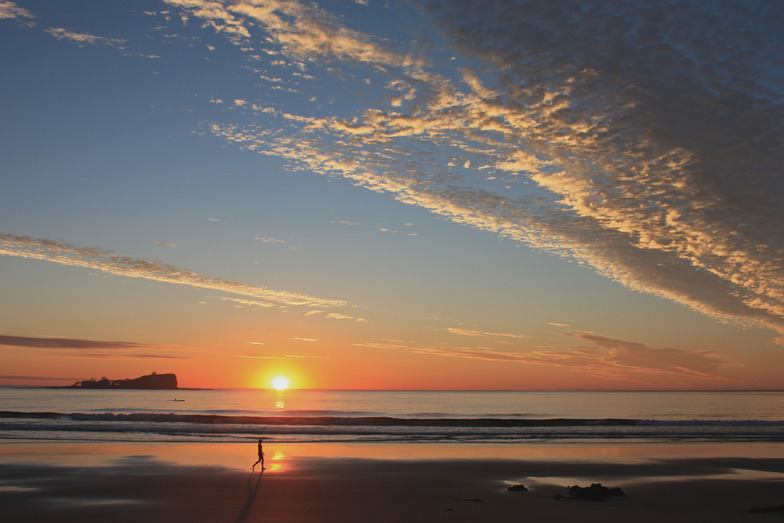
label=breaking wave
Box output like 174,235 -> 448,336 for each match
1,410 -> 782,444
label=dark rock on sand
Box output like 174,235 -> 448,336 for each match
507,484 -> 528,492
564,483 -> 626,501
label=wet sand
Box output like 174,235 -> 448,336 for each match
1,441 -> 783,522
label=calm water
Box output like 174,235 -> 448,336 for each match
1,388 -> 783,444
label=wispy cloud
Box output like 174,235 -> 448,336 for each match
0,375 -> 78,382
325,312 -> 366,322
236,352 -> 330,360
221,297 -> 276,308
564,333 -> 735,379
0,1 -> 33,20
44,27 -> 126,48
0,334 -> 187,359
305,309 -> 367,322
0,334 -> 152,350
256,236 -> 285,244
331,219 -> 415,237
154,241 -> 176,248
0,233 -> 348,310
180,1 -> 784,340
93,353 -> 188,360
411,333 -> 736,385
354,341 -> 411,351
447,328 -> 530,339
165,0 -> 420,67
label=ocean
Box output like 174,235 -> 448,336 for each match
1,388 -> 783,445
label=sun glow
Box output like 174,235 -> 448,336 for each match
272,376 -> 290,391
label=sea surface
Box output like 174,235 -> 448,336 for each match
1,388 -> 783,444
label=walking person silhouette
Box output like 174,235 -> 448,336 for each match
252,437 -> 265,470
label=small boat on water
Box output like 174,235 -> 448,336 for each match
172,398 -> 185,402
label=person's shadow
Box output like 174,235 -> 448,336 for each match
235,470 -> 263,523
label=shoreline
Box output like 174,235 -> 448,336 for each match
2,440 -> 784,522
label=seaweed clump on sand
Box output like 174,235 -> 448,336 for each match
553,483 -> 626,502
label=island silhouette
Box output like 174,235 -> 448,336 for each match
70,372 -> 178,390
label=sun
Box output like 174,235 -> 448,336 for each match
271,376 -> 290,391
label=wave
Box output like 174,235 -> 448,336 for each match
3,410 -> 784,426
1,410 -> 783,444
0,410 -> 644,426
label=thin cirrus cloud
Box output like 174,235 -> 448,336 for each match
354,332 -> 733,384
325,312 -> 366,322
0,0 -> 32,20
165,0 -> 421,67
81,353 -> 188,360
565,333 -> 734,379
163,0 -> 784,340
235,353 -> 330,360
255,236 -> 285,244
0,334 -> 187,359
447,328 -> 530,340
0,334 -> 153,350
410,333 -> 735,385
1,3 -> 125,47
0,233 -> 348,310
44,27 -> 126,48
0,375 -> 78,382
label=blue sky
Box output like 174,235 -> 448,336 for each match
1,0 -> 783,389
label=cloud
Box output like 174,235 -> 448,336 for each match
0,233 -> 348,309
325,312 -> 366,322
0,335 -> 188,360
236,352 -> 330,360
256,236 -> 285,244
0,1 -> 33,20
565,333 -> 734,379
154,241 -> 177,248
0,375 -> 77,382
0,334 -> 153,350
189,1 -> 784,340
221,297 -> 276,308
164,0 -> 419,67
354,341 -> 411,350
44,27 -> 126,48
410,332 -> 737,385
447,328 -> 530,339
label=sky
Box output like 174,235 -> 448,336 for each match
1,0 -> 783,390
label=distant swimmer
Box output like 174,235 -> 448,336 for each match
252,437 -> 265,470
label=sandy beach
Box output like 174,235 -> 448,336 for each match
1,441 -> 783,522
